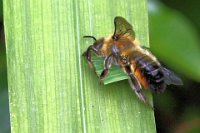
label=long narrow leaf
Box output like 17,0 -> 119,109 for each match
4,0 -> 156,132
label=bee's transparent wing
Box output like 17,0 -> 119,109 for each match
162,67 -> 183,85
112,16 -> 135,41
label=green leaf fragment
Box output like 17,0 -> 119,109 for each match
92,56 -> 129,85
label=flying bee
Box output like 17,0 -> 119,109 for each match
83,16 -> 183,107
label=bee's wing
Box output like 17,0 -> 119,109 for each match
162,67 -> 183,85
112,16 -> 135,41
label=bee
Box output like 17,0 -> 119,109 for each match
83,16 -> 183,107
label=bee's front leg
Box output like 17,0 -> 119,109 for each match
100,54 -> 113,80
82,45 -> 98,68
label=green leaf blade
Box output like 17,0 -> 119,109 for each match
4,0 -> 156,132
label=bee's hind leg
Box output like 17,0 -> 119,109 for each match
128,78 -> 147,104
124,66 -> 153,109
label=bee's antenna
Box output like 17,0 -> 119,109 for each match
83,36 -> 97,42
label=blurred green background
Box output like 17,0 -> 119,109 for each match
0,0 -> 200,133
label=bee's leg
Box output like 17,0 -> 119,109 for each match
100,55 -> 113,80
125,66 -> 153,109
128,78 -> 147,103
82,45 -> 98,68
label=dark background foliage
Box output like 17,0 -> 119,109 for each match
0,0 -> 200,132
149,0 -> 200,133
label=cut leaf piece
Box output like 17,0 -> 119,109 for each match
92,56 -> 128,84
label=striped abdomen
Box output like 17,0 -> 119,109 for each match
130,51 -> 166,93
